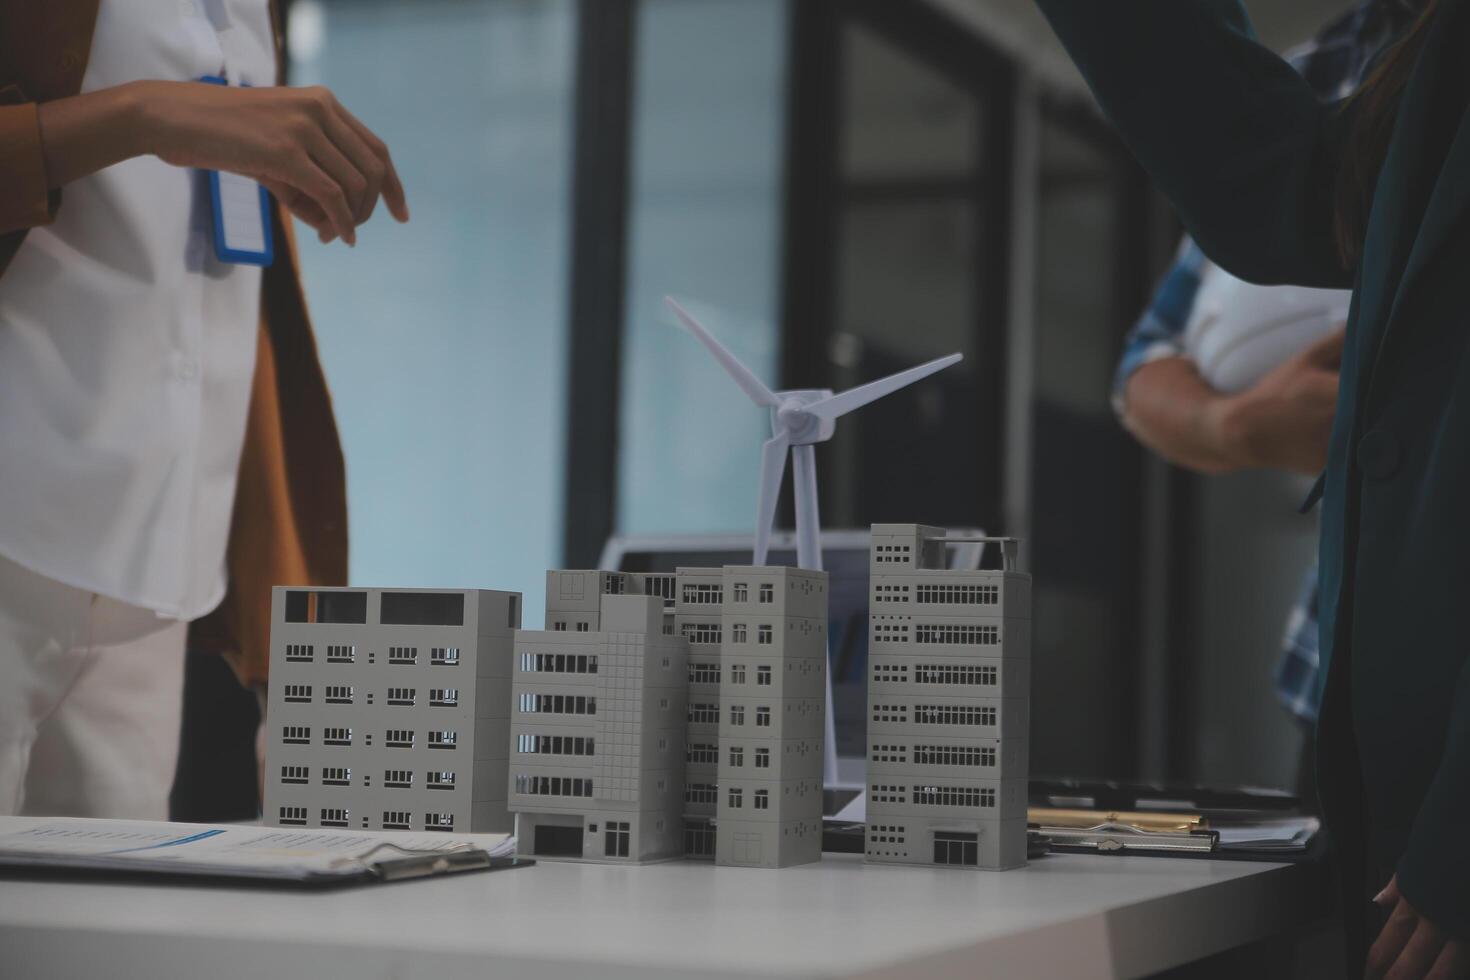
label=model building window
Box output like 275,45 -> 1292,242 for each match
285,643 -> 313,662
933,832 -> 978,866
758,583 -> 774,603
386,687 -> 416,706
731,624 -> 747,643
757,625 -> 773,645
428,688 -> 459,707
430,646 -> 460,666
324,685 -> 353,704
729,747 -> 744,767
689,662 -> 721,685
687,743 -> 718,764
553,622 -> 567,631
681,622 -> 722,645
754,790 -> 769,810
733,583 -> 748,602
426,770 -> 456,790
423,812 -> 454,832
388,646 -> 418,664
730,664 -> 746,684
730,705 -> 745,726
320,807 -> 349,827
685,783 -> 717,805
682,583 -> 723,605
385,729 -> 414,748
914,624 -> 999,645
326,644 -> 355,663
280,765 -> 308,784
727,788 -> 743,809
282,725 -> 310,744
283,684 -> 311,703
756,666 -> 771,686
684,821 -> 715,857
689,702 -> 719,724
384,769 -> 413,787
755,707 -> 771,727
278,805 -> 307,825
576,621 -> 589,632
323,726 -> 352,745
321,766 -> 351,786
753,748 -> 770,769
381,811 -> 412,830
604,821 -> 630,858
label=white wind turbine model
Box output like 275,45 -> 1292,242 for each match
665,296 -> 963,785
666,296 -> 963,571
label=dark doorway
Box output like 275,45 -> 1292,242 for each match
534,824 -> 585,858
933,831 -> 978,865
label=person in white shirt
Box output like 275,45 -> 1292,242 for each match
0,0 -> 406,818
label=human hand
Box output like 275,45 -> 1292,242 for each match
1366,876 -> 1470,979
1205,328 -> 1343,475
135,80 -> 409,245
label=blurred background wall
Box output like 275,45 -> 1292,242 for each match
281,0 -> 1353,794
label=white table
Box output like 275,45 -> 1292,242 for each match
0,844 -> 1322,979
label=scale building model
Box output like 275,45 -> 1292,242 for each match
714,565 -> 828,868
509,577 -> 690,863
674,566 -> 725,858
262,587 -> 522,835
864,525 -> 1031,870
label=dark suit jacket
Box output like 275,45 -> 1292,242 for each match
0,0 -> 348,685
1035,0 -> 1470,960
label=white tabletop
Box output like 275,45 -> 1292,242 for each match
0,840 -> 1320,980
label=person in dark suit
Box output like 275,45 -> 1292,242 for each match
1031,0 -> 1470,976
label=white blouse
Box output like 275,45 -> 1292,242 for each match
0,0 -> 277,619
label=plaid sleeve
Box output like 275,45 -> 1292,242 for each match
1112,239 -> 1208,416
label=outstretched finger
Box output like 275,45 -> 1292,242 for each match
261,178 -> 334,242
1369,901 -> 1423,980
337,104 -> 408,222
1425,940 -> 1470,980
1386,919 -> 1447,980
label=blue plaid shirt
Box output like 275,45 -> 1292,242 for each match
1113,0 -> 1413,725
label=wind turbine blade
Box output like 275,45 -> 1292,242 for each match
665,296 -> 781,408
804,352 -> 963,421
754,433 -> 789,566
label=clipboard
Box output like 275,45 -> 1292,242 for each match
0,817 -> 531,889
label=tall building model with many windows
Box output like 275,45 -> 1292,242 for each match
509,575 -> 689,863
674,566 -> 725,858
865,525 -> 1031,870
715,565 -> 827,868
262,587 -> 522,835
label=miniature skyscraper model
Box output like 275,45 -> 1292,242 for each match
864,526 -> 1031,869
716,565 -> 828,868
509,580 -> 689,863
675,567 -> 725,859
263,587 -> 522,834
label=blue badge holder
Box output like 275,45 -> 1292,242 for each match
200,75 -> 274,266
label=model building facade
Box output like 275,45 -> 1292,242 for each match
509,584 -> 689,863
715,565 -> 827,868
674,566 -> 725,858
865,525 -> 1031,870
262,587 -> 521,835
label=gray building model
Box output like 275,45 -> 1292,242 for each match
864,525 -> 1031,870
712,565 -> 827,868
508,573 -> 690,863
262,586 -> 522,835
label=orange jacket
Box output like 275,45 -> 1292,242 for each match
0,0 -> 347,685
